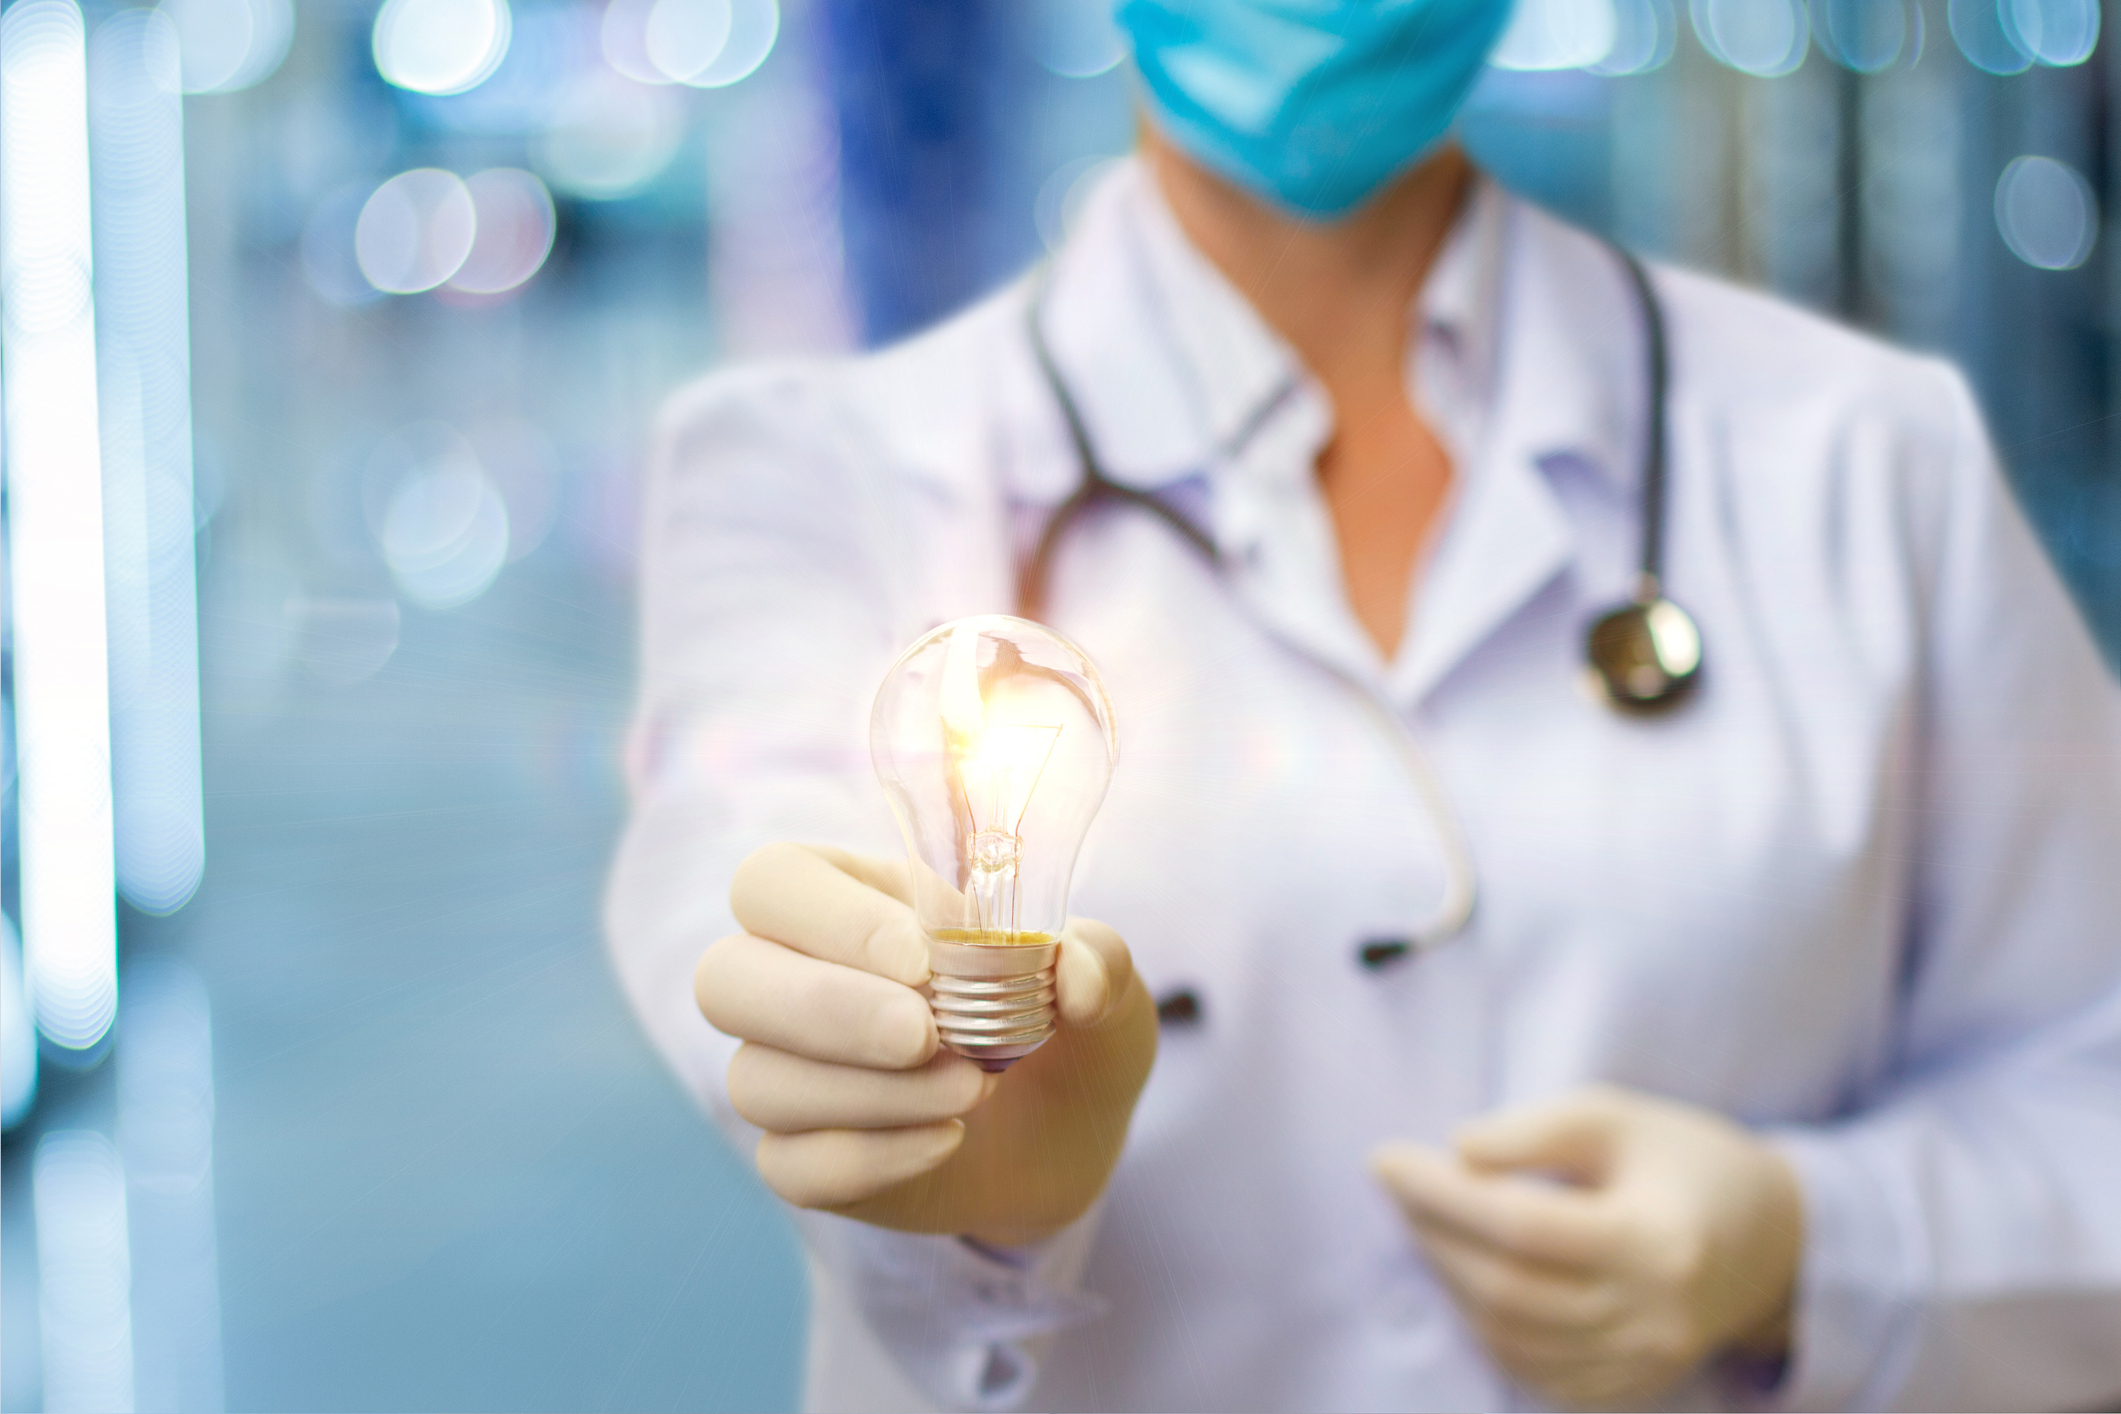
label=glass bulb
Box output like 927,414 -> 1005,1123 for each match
870,616 -> 1118,1071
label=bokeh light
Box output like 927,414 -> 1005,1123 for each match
1491,0 -> 1617,71
449,167 -> 556,294
367,423 -> 512,608
1589,0 -> 1676,74
356,167 -> 477,294
1995,154 -> 2097,270
1027,0 -> 1123,77
2002,0 -> 2098,66
686,0 -> 776,85
599,0 -> 661,82
605,0 -> 773,86
372,0 -> 511,96
89,6 -> 206,918
409,0 -> 588,132
1810,0 -> 1914,71
2,0 -> 120,1054
157,0 -> 292,94
644,0 -> 729,83
1691,0 -> 1809,75
1949,0 -> 2034,73
534,71 -> 681,199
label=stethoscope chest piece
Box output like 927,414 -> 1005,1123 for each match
1581,247 -> 1701,718
1585,592 -> 1703,714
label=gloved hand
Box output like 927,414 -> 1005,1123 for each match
1371,1084 -> 1802,1410
694,842 -> 1157,1246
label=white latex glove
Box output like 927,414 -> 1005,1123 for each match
694,842 -> 1157,1245
1372,1085 -> 1802,1410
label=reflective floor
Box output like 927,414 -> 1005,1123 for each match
2,552 -> 804,1413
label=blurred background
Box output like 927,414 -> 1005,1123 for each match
0,0 -> 2115,1408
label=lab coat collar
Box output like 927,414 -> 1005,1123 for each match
1025,161 -> 1514,506
1019,158 -> 1646,705
1482,201 -> 1644,500
1416,177 -> 1508,465
1391,203 -> 1647,704
1021,158 -> 1641,503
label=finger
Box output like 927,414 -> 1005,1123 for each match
1054,917 -> 1135,1028
729,842 -> 928,985
696,932 -> 936,1069
1452,1087 -> 1627,1183
729,1044 -> 999,1132
1413,1221 -> 1621,1334
809,845 -> 915,907
1372,1144 -> 1618,1270
755,1121 -> 965,1209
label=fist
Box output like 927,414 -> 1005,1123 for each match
695,842 -> 1157,1244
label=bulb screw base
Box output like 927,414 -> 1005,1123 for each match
926,936 -> 1059,1072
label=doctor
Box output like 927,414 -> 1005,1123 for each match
606,0 -> 2121,1409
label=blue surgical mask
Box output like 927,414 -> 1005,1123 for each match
1115,0 -> 1513,219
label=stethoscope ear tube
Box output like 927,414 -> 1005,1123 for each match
1017,268 -> 1219,623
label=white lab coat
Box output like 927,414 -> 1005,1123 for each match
605,161 -> 2121,1413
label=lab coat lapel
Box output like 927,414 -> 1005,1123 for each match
1396,204 -> 1635,707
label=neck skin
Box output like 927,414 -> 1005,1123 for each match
1141,128 -> 1473,661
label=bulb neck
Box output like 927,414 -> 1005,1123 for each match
926,934 -> 1059,1072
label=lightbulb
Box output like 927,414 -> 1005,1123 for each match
871,616 -> 1117,1071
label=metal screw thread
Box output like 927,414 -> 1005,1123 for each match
925,936 -> 1060,1073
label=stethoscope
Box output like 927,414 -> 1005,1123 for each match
1015,241 -> 1704,957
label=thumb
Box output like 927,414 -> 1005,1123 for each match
1452,1089 -> 1626,1182
1054,917 -> 1135,1028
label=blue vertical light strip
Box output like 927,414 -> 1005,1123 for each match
818,0 -> 1008,345
1962,50 -> 2119,660
1,0 -> 120,1053
90,10 -> 204,916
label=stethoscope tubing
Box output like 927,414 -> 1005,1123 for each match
1613,247 -> 1672,602
1017,275 -> 1217,623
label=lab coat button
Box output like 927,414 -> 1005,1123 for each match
1156,988 -> 1203,1025
1358,938 -> 1413,969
